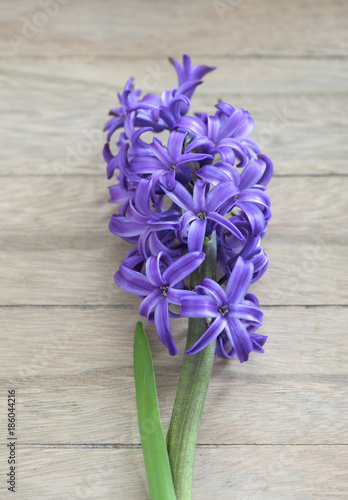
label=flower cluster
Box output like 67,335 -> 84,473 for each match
104,55 -> 272,362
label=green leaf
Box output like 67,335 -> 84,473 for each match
134,322 -> 176,500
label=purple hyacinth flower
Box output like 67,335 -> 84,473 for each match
104,77 -> 142,142
104,55 -> 273,362
180,257 -> 264,362
214,292 -> 267,359
197,160 -> 272,238
130,129 -> 212,187
109,207 -> 179,245
115,251 -> 205,355
109,175 -> 182,243
160,177 -> 246,252
218,230 -> 269,284
197,156 -> 271,191
169,54 -> 216,98
179,108 -> 253,167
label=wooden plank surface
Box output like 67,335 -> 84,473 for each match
0,177 -> 347,305
1,58 -> 348,175
0,307 -> 347,447
1,0 -> 347,57
0,446 -> 346,499
1,0 -> 347,498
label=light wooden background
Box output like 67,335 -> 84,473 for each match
0,0 -> 347,498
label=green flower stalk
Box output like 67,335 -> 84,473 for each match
166,232 -> 217,499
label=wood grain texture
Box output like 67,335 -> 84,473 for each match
0,446 -> 347,499
0,58 -> 348,175
0,307 -> 347,446
0,177 -> 347,305
1,1 -> 347,498
1,0 -> 348,58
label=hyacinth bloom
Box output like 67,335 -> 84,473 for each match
105,54 -> 273,362
169,54 -> 216,95
130,128 -> 213,187
115,251 -> 205,355
160,177 -> 246,252
178,108 -> 252,167
181,257 -> 266,362
104,54 -> 274,500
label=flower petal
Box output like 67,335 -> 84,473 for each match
228,304 -> 263,324
108,184 -> 129,203
154,299 -> 177,356
176,152 -> 213,167
109,214 -> 144,238
196,165 -> 231,185
114,265 -> 155,296
178,116 -> 207,136
150,137 -> 172,167
160,179 -> 194,212
139,290 -> 163,320
166,288 -> 197,305
207,115 -> 220,142
206,181 -> 239,213
218,108 -> 251,140
145,255 -> 167,286
195,278 -> 227,306
215,334 -> 236,358
250,333 -> 268,352
180,294 -> 218,318
187,218 -> 207,252
207,212 -> 246,242
239,157 -> 266,190
238,188 -> 271,208
186,316 -> 227,355
130,156 -> 164,174
226,318 -> 253,363
193,179 -> 209,213
179,211 -> 198,236
257,154 -> 273,186
185,136 -> 213,153
167,129 -> 187,158
236,201 -> 266,236
163,251 -> 205,286
225,256 -> 253,303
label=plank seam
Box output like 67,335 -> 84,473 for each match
0,174 -> 347,178
6,443 -> 348,448
0,55 -> 347,61
0,305 -> 347,308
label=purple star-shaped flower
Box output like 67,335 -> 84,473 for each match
130,129 -> 212,187
115,251 -> 205,355
178,107 -> 253,167
104,77 -> 141,142
160,177 -> 246,252
197,161 -> 272,237
180,257 -> 265,362
169,54 -> 216,88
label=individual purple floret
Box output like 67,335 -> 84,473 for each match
160,177 -> 245,252
130,128 -> 213,188
181,257 -> 266,362
115,251 -> 205,355
105,54 -> 273,362
169,54 -> 216,97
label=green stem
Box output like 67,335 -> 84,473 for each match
166,232 -> 217,500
